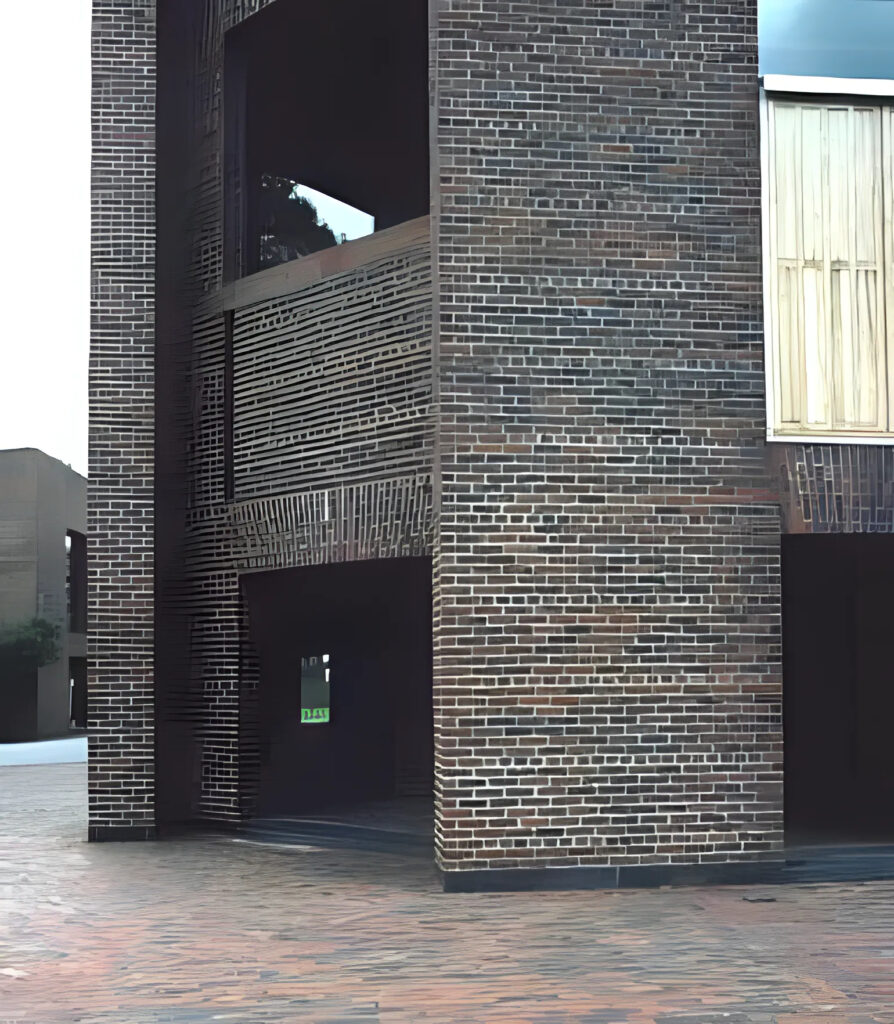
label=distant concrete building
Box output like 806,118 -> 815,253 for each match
0,449 -> 87,741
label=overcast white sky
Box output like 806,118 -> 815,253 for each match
0,2 -> 890,481
0,2 -> 90,476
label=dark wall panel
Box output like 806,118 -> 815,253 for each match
783,535 -> 894,840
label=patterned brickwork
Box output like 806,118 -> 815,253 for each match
233,235 -> 433,499
172,252 -> 435,821
88,0 -> 157,838
431,0 -> 784,874
231,476 -> 434,573
148,0 -> 434,824
774,444 -> 894,534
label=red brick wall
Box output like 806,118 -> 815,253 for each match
89,0 -> 157,838
92,0 -> 786,875
431,0 -> 784,874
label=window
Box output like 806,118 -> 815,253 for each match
223,311 -> 234,501
66,531 -> 87,634
255,176 -> 373,273
223,0 -> 429,281
764,91 -> 894,440
300,654 -> 330,725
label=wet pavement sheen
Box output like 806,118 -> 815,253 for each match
1,764 -> 893,1023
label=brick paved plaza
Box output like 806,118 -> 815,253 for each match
1,763 -> 893,1023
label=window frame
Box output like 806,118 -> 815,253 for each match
761,75 -> 894,445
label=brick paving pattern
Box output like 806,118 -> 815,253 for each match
2,765 -> 893,1023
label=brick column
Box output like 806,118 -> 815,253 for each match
88,0 -> 157,840
433,0 -> 782,885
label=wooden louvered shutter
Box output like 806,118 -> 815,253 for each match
767,100 -> 888,435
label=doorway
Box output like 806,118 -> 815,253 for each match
241,557 -> 433,839
783,535 -> 894,843
69,657 -> 87,730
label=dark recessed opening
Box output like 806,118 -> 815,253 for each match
66,530 -> 87,635
224,0 -> 430,278
69,656 -> 87,730
223,310 -> 234,501
242,557 -> 433,832
783,534 -> 894,845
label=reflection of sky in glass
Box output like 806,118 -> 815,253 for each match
760,0 -> 894,78
290,184 -> 374,244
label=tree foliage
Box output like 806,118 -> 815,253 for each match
257,174 -> 338,268
0,617 -> 61,672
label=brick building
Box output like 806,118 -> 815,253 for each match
90,0 -> 894,888
0,449 -> 87,741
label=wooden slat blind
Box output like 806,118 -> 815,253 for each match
768,99 -> 890,437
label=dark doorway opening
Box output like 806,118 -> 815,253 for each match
66,531 -> 87,635
783,535 -> 894,844
241,557 -> 433,847
69,656 -> 87,730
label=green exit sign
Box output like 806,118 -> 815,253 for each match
300,654 -> 330,724
301,706 -> 330,724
